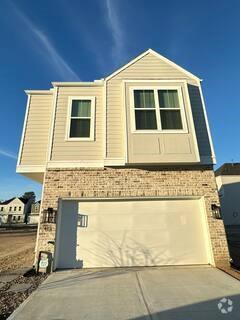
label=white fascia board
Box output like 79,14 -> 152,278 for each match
24,90 -> 53,95
17,95 -> 31,167
105,48 -> 201,82
105,50 -> 151,81
47,87 -> 59,161
47,161 -> 104,168
52,81 -> 104,87
148,49 -> 202,82
16,165 -> 46,173
104,158 -> 126,166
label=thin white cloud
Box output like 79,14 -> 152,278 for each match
104,0 -> 126,65
9,2 -> 80,81
0,149 -> 17,160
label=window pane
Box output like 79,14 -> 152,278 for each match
134,90 -> 155,108
71,100 -> 91,117
160,110 -> 183,129
70,119 -> 91,137
135,110 -> 157,130
158,90 -> 179,108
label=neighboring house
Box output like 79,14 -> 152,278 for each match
215,163 -> 240,225
0,197 -> 33,224
215,163 -> 240,267
16,49 -> 229,270
28,200 -> 41,224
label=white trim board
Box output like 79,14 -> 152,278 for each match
17,95 -> 31,166
52,81 -> 104,87
24,90 -> 53,95
47,161 -> 104,168
47,87 -> 59,161
16,165 -> 46,173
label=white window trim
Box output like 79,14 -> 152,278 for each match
65,96 -> 96,141
129,86 -> 188,134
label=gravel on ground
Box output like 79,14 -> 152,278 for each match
0,271 -> 48,320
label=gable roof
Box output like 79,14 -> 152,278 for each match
215,163 -> 240,176
105,49 -> 201,82
0,197 -> 28,205
19,197 -> 29,204
0,197 -> 16,205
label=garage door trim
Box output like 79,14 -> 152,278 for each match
54,196 -> 214,270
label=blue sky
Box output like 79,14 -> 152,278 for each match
0,0 -> 239,200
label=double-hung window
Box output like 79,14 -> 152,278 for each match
67,97 -> 95,140
132,87 -> 186,132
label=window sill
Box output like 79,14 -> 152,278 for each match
65,137 -> 95,142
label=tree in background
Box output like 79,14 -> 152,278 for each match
22,191 -> 35,202
22,192 -> 36,223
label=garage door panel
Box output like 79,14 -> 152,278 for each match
56,199 -> 210,269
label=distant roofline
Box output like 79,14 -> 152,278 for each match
215,163 -> 240,176
0,197 -> 28,205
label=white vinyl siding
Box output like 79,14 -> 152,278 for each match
51,86 -> 103,161
20,94 -> 53,165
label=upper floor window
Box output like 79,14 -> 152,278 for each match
14,206 -> 17,211
66,97 -> 95,141
19,206 -> 21,211
0,207 -> 3,211
134,90 -> 157,130
132,87 -> 187,132
158,90 -> 182,129
9,207 -> 12,211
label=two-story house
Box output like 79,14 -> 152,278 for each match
0,197 -> 32,224
215,163 -> 240,267
17,49 -> 229,270
28,200 -> 41,224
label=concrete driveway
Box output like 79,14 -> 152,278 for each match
10,266 -> 240,320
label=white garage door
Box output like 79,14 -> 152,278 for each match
55,199 -> 211,269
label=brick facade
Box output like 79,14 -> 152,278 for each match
36,166 -> 229,267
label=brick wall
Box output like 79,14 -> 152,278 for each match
36,166 -> 229,266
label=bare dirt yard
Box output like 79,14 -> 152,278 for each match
0,227 -> 48,320
0,228 -> 37,272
